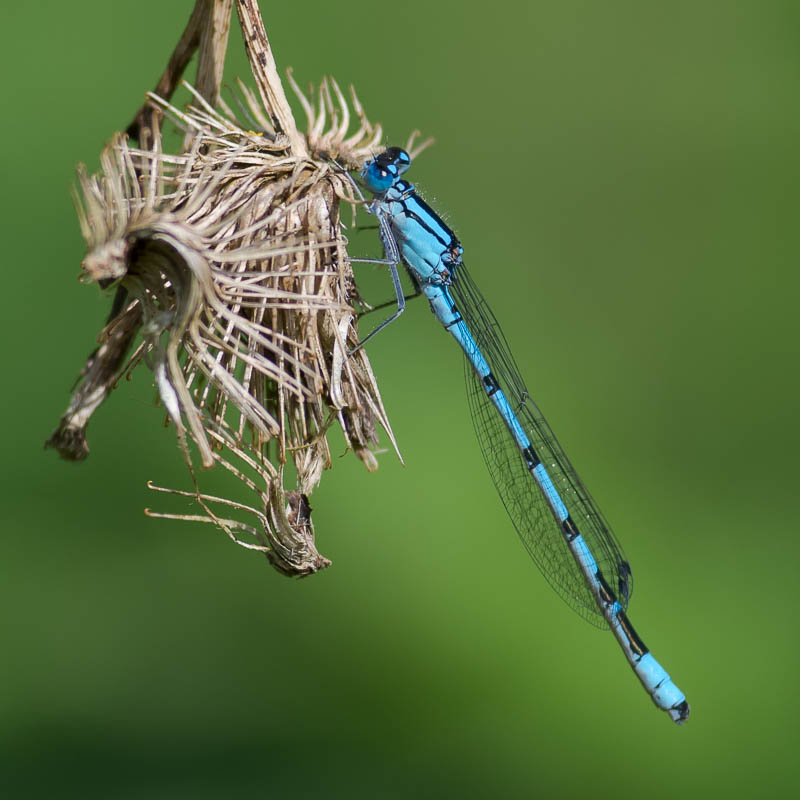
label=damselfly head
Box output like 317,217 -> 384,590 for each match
361,147 -> 411,193
383,147 -> 411,174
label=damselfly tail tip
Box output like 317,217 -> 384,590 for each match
670,700 -> 690,725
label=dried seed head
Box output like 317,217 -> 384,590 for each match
47,78 -> 421,576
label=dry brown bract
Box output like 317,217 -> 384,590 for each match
46,77 -> 430,576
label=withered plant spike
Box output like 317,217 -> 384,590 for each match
48,0 -> 436,575
195,0 -> 234,108
126,0 -> 208,144
235,0 -> 307,156
47,62 -> 422,575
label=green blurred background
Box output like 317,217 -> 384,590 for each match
2,1 -> 798,797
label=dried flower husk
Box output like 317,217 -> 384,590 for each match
46,78 -> 427,576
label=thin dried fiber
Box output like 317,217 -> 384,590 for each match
48,78 -> 424,576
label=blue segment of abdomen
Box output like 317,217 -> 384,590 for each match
635,653 -> 686,708
532,464 -> 569,523
426,285 -> 574,525
426,287 -> 529,447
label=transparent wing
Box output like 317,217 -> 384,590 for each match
450,263 -> 631,627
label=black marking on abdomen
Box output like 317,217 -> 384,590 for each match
596,571 -> 616,606
522,445 -> 539,469
561,515 -> 580,542
483,372 -> 500,396
617,609 -> 648,657
595,572 -> 649,656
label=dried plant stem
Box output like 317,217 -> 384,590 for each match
127,0 -> 233,144
196,0 -> 234,107
234,0 -> 306,156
